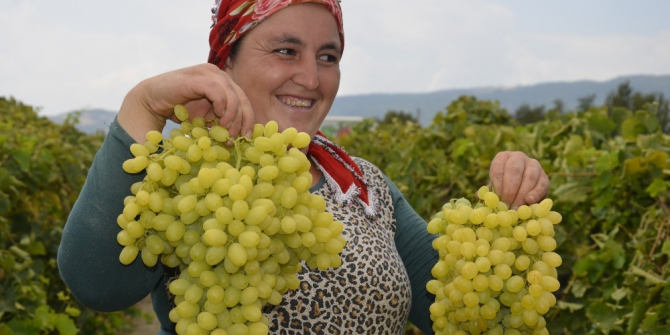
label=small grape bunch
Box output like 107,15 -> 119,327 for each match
426,186 -> 562,335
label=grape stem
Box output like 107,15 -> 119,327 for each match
233,137 -> 244,170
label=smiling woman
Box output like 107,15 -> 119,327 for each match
56,1 -> 550,335
222,3 -> 342,139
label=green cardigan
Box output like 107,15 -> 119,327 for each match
57,118 -> 438,334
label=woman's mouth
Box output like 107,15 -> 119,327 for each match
279,96 -> 313,108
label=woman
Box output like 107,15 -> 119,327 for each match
57,0 -> 549,334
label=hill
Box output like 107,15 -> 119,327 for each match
329,74 -> 670,125
46,74 -> 670,132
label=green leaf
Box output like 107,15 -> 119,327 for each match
651,326 -> 670,335
26,242 -> 46,256
610,287 -> 627,302
642,312 -> 659,330
54,314 -> 77,335
586,301 -> 625,334
588,113 -> 616,135
11,147 -> 32,171
557,301 -> 584,312
662,241 -> 670,257
592,172 -> 612,191
645,179 -> 670,197
32,305 -> 53,330
595,151 -> 619,173
552,182 -> 589,204
646,150 -> 668,169
604,239 -> 626,270
621,119 -> 640,141
6,319 -> 39,335
0,323 -> 13,335
594,188 -> 614,209
624,157 -> 644,176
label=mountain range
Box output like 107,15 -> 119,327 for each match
47,74 -> 670,134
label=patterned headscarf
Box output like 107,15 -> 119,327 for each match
208,0 -> 345,68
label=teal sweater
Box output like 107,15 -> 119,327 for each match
57,118 -> 438,334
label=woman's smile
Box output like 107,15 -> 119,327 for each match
277,95 -> 314,108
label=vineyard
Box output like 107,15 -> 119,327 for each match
0,93 -> 668,334
337,96 -> 670,334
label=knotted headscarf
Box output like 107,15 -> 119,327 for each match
208,0 -> 345,68
208,0 -> 377,217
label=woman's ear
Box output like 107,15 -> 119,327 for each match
223,58 -> 233,72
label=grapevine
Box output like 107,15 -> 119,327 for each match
427,186 -> 562,335
117,105 -> 346,335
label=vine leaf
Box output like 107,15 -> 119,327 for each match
586,301 -> 626,334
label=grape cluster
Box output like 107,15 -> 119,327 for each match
117,105 -> 346,335
426,186 -> 562,335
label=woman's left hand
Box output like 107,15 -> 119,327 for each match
489,151 -> 549,209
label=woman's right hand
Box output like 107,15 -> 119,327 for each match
117,63 -> 255,143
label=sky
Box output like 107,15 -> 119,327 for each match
2,0 -> 669,116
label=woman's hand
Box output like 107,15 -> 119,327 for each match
489,151 -> 549,209
117,64 -> 255,143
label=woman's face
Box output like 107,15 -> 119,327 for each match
224,3 -> 342,139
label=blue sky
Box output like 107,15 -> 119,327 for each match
2,0 -> 669,116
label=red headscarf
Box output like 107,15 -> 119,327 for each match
207,0 -> 376,217
208,0 -> 345,68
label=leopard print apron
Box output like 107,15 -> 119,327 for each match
264,158 -> 413,334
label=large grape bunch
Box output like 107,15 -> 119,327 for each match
116,105 -> 347,335
426,186 -> 562,335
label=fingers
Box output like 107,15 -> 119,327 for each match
499,153 -> 525,206
510,161 -> 540,209
222,78 -> 255,138
489,152 -> 508,197
181,65 -> 254,138
490,151 -> 550,209
239,98 -> 256,138
524,169 -> 550,206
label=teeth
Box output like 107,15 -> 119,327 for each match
281,97 -> 312,107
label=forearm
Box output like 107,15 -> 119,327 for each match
57,118 -> 164,312
117,81 -> 168,143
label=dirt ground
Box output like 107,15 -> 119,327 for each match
118,296 -> 161,335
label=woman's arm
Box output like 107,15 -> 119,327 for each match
57,118 -> 164,311
386,176 -> 438,335
58,64 -> 256,311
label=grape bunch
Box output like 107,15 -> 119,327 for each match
116,105 -> 346,335
426,186 -> 562,335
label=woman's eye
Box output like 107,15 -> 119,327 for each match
319,54 -> 338,63
276,48 -> 295,56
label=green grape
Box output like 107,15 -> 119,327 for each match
228,243 -> 248,267
203,229 -> 228,247
541,252 -> 562,267
512,226 -> 527,242
117,230 -> 136,246
119,245 -> 139,265
184,284 -> 204,304
514,255 -> 531,271
146,234 -> 165,254
197,311 -> 218,331
290,132 -> 311,148
483,192 -> 499,209
461,262 -> 478,280
536,236 -> 557,252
